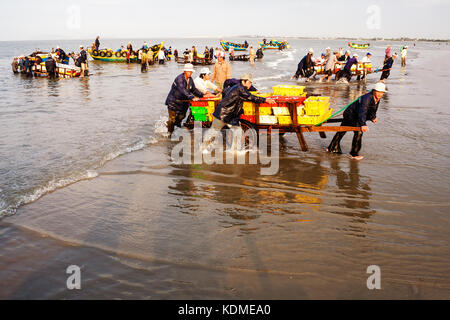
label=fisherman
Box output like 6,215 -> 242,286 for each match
79,45 -> 88,77
244,40 -> 248,48
314,53 -> 326,66
256,47 -> 264,60
211,53 -> 231,90
126,42 -> 133,63
201,73 -> 276,152
192,46 -> 198,60
357,52 -> 372,81
338,50 -> 350,62
209,47 -> 214,60
291,48 -> 315,81
167,47 -> 172,61
143,42 -> 149,50
401,46 -> 407,67
319,51 -> 339,83
380,53 -> 397,81
147,48 -> 154,65
194,67 -> 221,96
384,45 -> 391,63
158,49 -> 166,65
223,78 -> 257,95
55,46 -> 68,64
204,46 -> 210,60
11,57 -> 19,73
174,48 -> 179,61
165,63 -> 204,137
95,36 -> 100,51
337,53 -> 358,82
327,82 -> 387,160
141,50 -> 148,72
24,56 -> 33,77
249,45 -> 256,66
45,55 -> 57,78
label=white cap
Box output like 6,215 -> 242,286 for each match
353,54 -> 358,57
184,63 -> 195,72
346,50 -> 351,54
56,46 -> 60,49
79,45 -> 83,48
200,67 -> 211,74
374,82 -> 387,93
326,47 -> 330,50
308,48 -> 314,53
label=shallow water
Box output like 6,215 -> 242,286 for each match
0,38 -> 449,299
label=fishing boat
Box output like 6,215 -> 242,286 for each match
229,54 -> 249,62
258,40 -> 289,50
12,52 -> 81,78
176,54 -> 213,66
88,43 -> 164,62
220,40 -> 248,52
348,42 -> 370,49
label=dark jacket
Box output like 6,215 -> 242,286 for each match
213,83 -> 266,126
56,48 -> 67,61
383,57 -> 394,70
165,73 -> 204,114
45,57 -> 57,72
344,91 -> 379,127
80,50 -> 87,63
294,56 -> 306,78
223,78 -> 257,94
95,38 -> 100,48
344,57 -> 357,72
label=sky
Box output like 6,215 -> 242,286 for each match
0,0 -> 449,41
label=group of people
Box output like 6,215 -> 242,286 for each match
292,45 -> 404,83
11,45 -> 89,78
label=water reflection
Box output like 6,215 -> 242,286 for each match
165,139 -> 332,230
328,159 -> 375,235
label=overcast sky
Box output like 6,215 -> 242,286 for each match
1,0 -> 449,41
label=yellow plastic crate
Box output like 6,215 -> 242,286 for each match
273,85 -> 305,96
304,100 -> 330,116
206,106 -> 215,114
259,115 -> 278,124
277,116 -> 292,125
207,114 -> 214,122
298,115 -> 320,125
258,107 -> 273,115
208,101 -> 215,107
272,106 -> 290,116
297,106 -> 305,116
243,103 -> 256,115
253,92 -> 273,98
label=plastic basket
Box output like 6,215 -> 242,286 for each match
243,104 -> 256,115
259,115 -> 278,124
240,115 -> 256,123
258,107 -> 273,115
272,106 -> 290,116
297,106 -> 305,116
206,106 -> 215,114
193,113 -> 208,122
297,115 -> 319,125
190,106 -> 207,114
190,101 -> 208,107
277,116 -> 293,125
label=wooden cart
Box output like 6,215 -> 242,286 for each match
184,100 -> 361,151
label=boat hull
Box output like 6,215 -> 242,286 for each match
88,43 -> 164,62
220,41 -> 247,51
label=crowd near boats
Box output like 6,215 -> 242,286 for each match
10,36 -> 409,160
